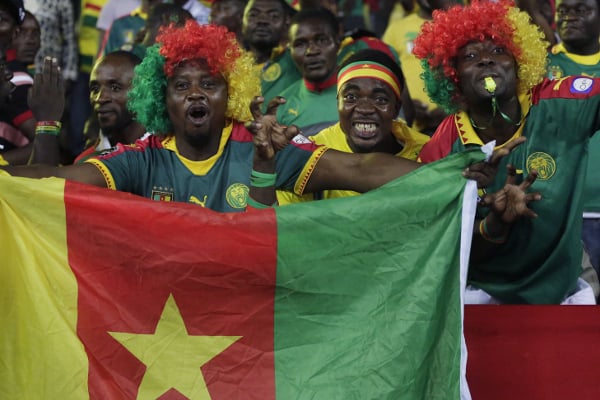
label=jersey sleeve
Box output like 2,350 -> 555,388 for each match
417,116 -> 458,163
84,142 -> 147,193
274,134 -> 329,194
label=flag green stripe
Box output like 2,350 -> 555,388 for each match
274,150 -> 485,399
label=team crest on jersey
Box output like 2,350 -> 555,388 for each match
226,183 -> 249,209
526,152 -> 556,181
571,77 -> 594,94
548,65 -> 563,80
262,63 -> 281,82
152,186 -> 174,202
291,134 -> 311,144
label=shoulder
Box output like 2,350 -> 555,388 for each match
93,134 -> 164,160
532,76 -> 600,104
418,115 -> 460,163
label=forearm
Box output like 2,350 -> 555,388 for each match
29,132 -> 62,166
1,143 -> 33,165
306,150 -> 420,194
470,213 -> 511,263
247,158 -> 277,209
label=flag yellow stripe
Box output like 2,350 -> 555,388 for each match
0,175 -> 89,398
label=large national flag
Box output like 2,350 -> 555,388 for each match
0,150 -> 483,399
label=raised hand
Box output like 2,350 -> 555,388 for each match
28,57 -> 65,122
245,96 -> 299,161
480,164 -> 541,224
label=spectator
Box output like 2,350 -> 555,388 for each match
24,0 -> 78,83
276,7 -> 341,135
210,0 -> 247,44
278,48 -> 429,204
96,0 -> 139,50
546,0 -> 600,280
11,9 -> 39,76
242,0 -> 301,104
100,0 -> 162,56
30,52 -> 146,166
415,0 -> 598,304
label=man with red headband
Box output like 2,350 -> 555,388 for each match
415,0 -> 600,304
278,48 -> 430,204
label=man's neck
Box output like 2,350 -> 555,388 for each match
106,122 -> 146,147
250,45 -> 275,65
468,96 -> 522,145
563,40 -> 600,56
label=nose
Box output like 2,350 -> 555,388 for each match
355,97 -> 375,114
186,87 -> 207,101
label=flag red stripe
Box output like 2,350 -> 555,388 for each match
64,181 -> 278,399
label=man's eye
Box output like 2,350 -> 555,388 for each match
343,93 -> 357,102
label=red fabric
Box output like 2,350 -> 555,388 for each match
65,181 -> 278,399
465,305 -> 600,399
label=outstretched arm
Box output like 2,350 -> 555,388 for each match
1,162 -> 108,187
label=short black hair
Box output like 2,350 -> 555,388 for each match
339,48 -> 405,92
289,7 -> 339,37
100,50 -> 143,69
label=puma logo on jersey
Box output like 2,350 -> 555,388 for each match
288,108 -> 299,116
189,195 -> 208,207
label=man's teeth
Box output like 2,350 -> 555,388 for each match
354,123 -> 376,133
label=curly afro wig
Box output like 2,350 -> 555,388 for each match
412,0 -> 548,114
128,20 -> 260,134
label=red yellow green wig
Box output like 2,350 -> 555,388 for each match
412,0 -> 548,114
128,20 -> 260,134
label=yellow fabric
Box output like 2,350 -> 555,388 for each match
0,154 -> 7,166
78,0 -> 108,64
453,91 -> 532,149
551,43 -> 600,66
277,121 -> 430,204
0,175 -> 89,398
382,12 -> 439,132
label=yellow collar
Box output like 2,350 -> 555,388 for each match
162,121 -> 233,175
455,91 -> 531,149
551,42 -> 600,66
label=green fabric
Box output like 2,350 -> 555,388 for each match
274,149 -> 485,399
547,51 -> 600,213
261,48 -> 302,107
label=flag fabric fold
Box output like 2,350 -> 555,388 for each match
0,149 -> 484,399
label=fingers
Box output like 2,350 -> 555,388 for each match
249,96 -> 265,120
520,169 -> 538,190
264,96 -> 286,116
504,164 -> 517,185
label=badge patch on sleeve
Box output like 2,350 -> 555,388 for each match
571,77 -> 594,94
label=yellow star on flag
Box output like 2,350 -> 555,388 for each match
109,295 -> 242,400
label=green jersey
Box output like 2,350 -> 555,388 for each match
547,44 -> 600,213
419,76 -> 600,303
87,122 -> 326,212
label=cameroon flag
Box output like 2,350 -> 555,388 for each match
0,150 -> 484,399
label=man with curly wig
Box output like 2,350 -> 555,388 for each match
416,0 -> 600,304
6,20 -> 489,212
